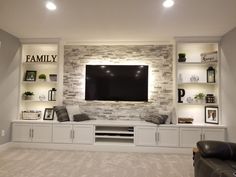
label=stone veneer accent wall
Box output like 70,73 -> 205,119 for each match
64,45 -> 173,120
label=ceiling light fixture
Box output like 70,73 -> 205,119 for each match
46,1 -> 57,11
163,0 -> 174,8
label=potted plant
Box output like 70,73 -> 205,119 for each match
194,93 -> 205,103
178,53 -> 186,62
38,74 -> 46,81
23,91 -> 34,100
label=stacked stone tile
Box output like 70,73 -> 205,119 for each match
64,45 -> 173,120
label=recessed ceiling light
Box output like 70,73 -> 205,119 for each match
163,0 -> 174,8
46,1 -> 57,11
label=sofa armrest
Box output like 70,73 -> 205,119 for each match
197,141 -> 233,160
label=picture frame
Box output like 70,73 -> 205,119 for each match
43,108 -> 54,120
205,106 -> 219,124
25,70 -> 37,81
49,74 -> 57,82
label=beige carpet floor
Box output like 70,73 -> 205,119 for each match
0,148 -> 194,177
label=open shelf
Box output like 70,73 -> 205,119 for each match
178,82 -> 217,85
177,62 -> 217,66
95,125 -> 134,144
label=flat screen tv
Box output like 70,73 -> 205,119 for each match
85,65 -> 148,101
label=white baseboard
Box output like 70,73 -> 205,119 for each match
0,142 -> 13,151
10,142 -> 192,154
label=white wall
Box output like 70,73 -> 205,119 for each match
0,29 -> 20,145
221,27 -> 236,142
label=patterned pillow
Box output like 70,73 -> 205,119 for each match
145,114 -> 168,124
54,106 -> 70,122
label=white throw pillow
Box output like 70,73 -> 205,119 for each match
66,105 -> 81,121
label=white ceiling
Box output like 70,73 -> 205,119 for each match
0,0 -> 236,41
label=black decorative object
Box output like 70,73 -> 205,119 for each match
205,94 -> 215,103
178,53 -> 186,62
48,88 -> 56,101
178,88 -> 185,103
207,66 -> 215,83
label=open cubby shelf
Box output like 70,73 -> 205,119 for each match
95,125 -> 134,144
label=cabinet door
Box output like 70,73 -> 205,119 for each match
52,124 -> 73,143
157,127 -> 179,147
135,126 -> 157,146
180,128 -> 201,147
32,124 -> 52,143
202,128 -> 225,141
12,123 -> 32,142
73,125 -> 94,144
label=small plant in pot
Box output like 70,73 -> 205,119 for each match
23,91 -> 34,100
38,74 -> 46,81
178,53 -> 186,62
194,93 -> 205,103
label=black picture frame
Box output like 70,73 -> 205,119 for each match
205,106 -> 219,124
25,70 -> 37,81
43,108 -> 54,120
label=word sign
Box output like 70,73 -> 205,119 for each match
26,55 -> 57,63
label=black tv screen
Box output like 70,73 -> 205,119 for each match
85,65 -> 148,101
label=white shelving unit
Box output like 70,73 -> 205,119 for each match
95,125 -> 134,144
175,38 -> 220,125
19,43 -> 59,120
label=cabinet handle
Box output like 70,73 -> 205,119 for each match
200,133 -> 202,140
157,132 -> 160,142
70,130 -> 73,139
32,129 -> 34,138
203,134 -> 205,140
72,130 -> 75,139
29,129 -> 31,138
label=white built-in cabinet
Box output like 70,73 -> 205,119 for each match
12,123 -> 52,143
52,123 -> 94,144
135,126 -> 157,146
180,127 -> 225,147
157,127 -> 179,147
134,126 -> 179,147
52,124 -> 73,143
12,121 -> 226,151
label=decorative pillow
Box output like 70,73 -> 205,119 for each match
145,114 -> 168,124
54,106 -> 70,122
73,113 -> 90,122
66,105 -> 81,121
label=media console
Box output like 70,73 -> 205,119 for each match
11,120 -> 226,153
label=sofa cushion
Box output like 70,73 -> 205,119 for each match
195,153 -> 236,177
54,106 -> 70,122
197,141 -> 233,160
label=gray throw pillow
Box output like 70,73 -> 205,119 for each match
54,106 -> 70,122
146,114 -> 168,124
73,113 -> 90,122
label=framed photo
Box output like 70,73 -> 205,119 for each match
205,106 -> 219,124
25,70 -> 37,81
43,108 -> 54,120
49,74 -> 57,82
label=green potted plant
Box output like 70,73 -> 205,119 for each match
194,93 -> 205,103
178,53 -> 186,62
38,74 -> 46,81
23,91 -> 34,100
